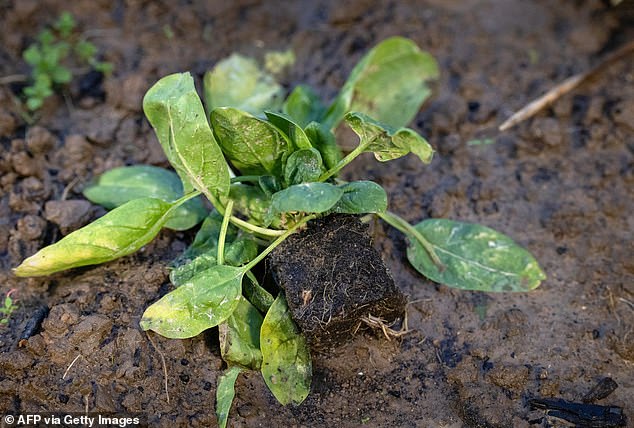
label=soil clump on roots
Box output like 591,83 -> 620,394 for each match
268,215 -> 406,351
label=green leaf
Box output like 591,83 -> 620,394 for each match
230,184 -> 274,227
216,366 -> 242,428
258,175 -> 283,198
261,295 -> 312,405
175,212 -> 232,263
345,112 -> 434,163
26,96 -> 44,111
271,182 -> 343,214
37,29 -> 55,45
54,12 -> 76,38
406,219 -> 546,292
264,49 -> 295,75
203,54 -> 283,115
243,272 -> 274,313
323,36 -> 439,129
264,111 -> 312,150
50,65 -> 72,84
170,252 -> 217,286
219,297 -> 263,369
224,237 -> 259,267
143,72 -> 230,201
83,165 -> 207,231
140,264 -> 244,338
331,181 -> 387,214
170,235 -> 257,286
304,122 -> 342,170
284,148 -> 324,185
14,198 -> 176,277
23,45 -> 41,65
211,107 -> 289,176
283,85 -> 325,128
75,40 -> 97,62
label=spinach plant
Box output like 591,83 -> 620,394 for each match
22,11 -> 112,111
14,37 -> 545,427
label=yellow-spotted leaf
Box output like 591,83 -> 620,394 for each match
260,295 -> 312,405
406,219 -> 546,292
140,265 -> 244,339
14,197 -> 176,277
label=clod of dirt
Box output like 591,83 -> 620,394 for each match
268,215 -> 406,351
44,199 -> 94,235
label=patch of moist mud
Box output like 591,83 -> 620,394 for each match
268,215 -> 406,352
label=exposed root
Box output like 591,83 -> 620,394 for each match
146,331 -> 170,404
360,313 -> 411,341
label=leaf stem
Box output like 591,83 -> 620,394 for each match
211,194 -> 284,238
229,216 -> 285,238
244,214 -> 316,272
217,200 -> 234,266
172,190 -> 201,208
318,142 -> 368,182
378,211 -> 445,270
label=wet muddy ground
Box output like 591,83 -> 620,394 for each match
1,1 -> 632,427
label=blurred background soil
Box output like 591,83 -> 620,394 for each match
0,1 -> 632,426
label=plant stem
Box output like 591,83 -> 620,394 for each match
318,142 -> 368,182
208,192 -> 283,238
229,216 -> 285,238
244,214 -> 316,272
378,211 -> 445,270
217,200 -> 234,266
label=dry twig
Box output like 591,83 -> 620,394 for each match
62,354 -> 82,380
499,40 -> 634,131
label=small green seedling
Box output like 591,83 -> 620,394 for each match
14,38 -> 545,427
22,11 -> 112,111
0,289 -> 18,326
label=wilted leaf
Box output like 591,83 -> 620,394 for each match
211,107 -> 289,176
204,54 -> 283,115
261,295 -> 312,405
83,165 -> 207,231
265,111 -> 312,150
140,265 -> 244,338
271,182 -> 343,214
406,219 -> 546,292
323,37 -> 439,129
345,112 -> 434,163
143,72 -> 230,201
330,181 -> 387,214
283,85 -> 325,128
219,297 -> 263,369
284,148 -> 324,185
14,198 -> 176,277
216,366 -> 242,428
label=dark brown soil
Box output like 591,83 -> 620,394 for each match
1,1 -> 633,427
269,215 -> 406,352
